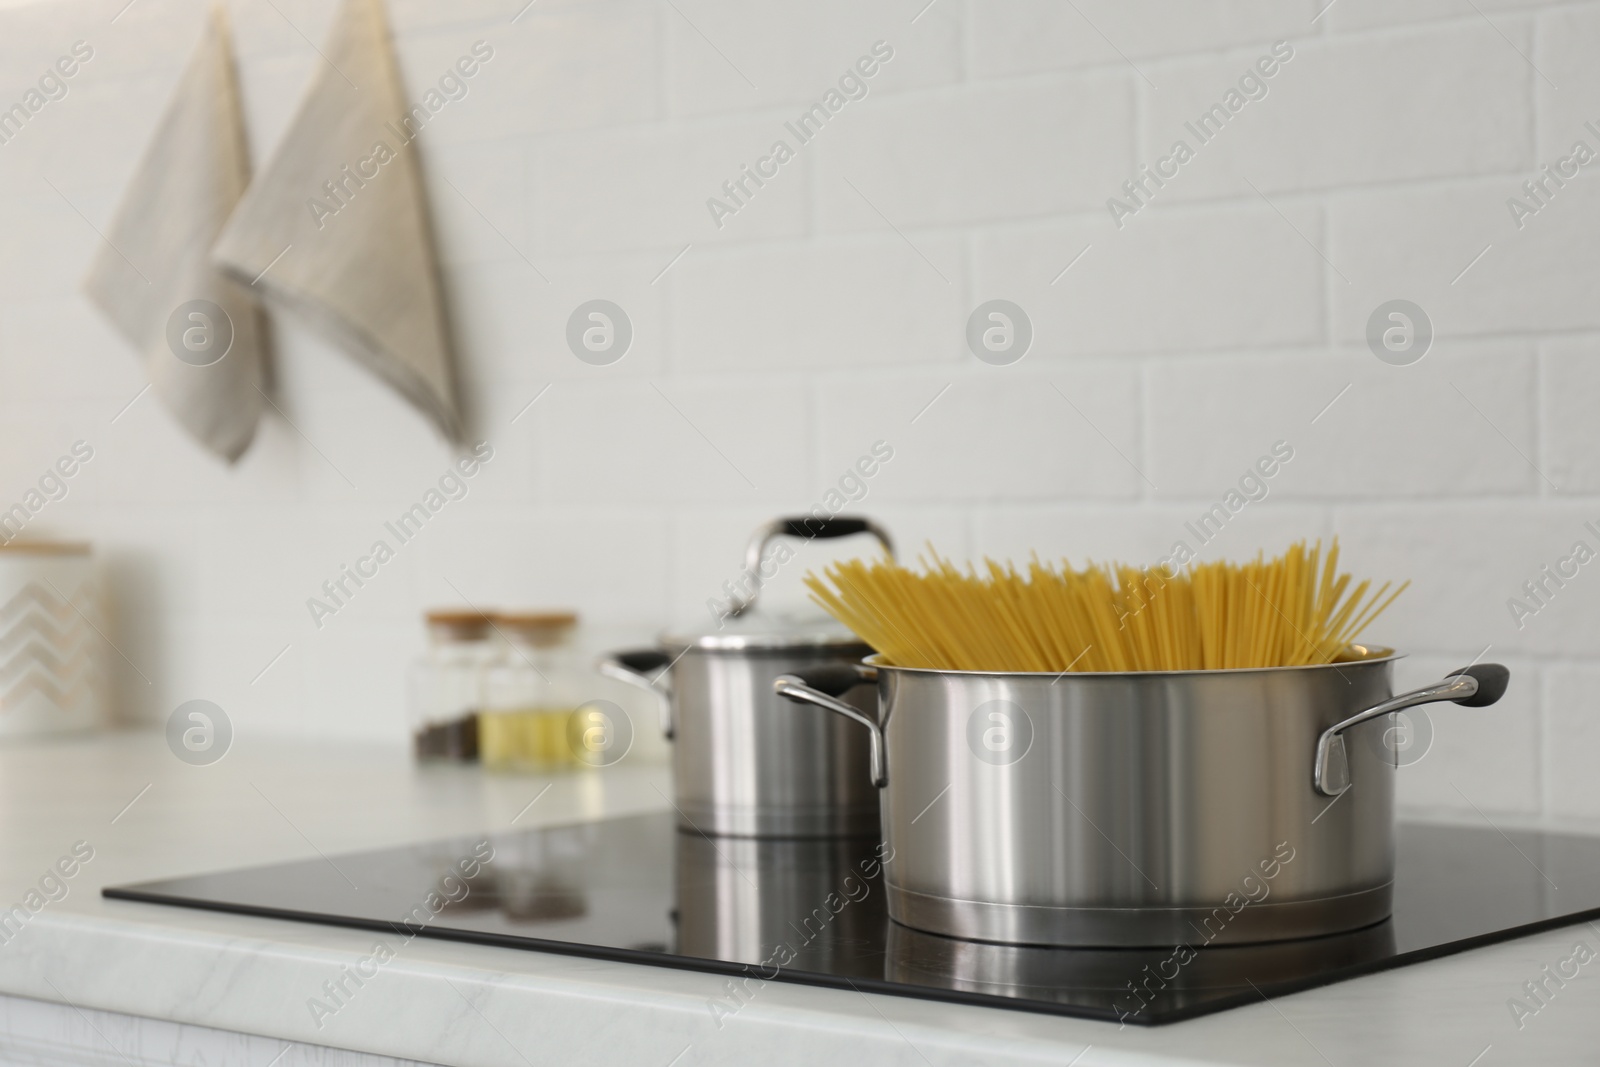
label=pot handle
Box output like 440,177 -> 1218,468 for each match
1314,663 -> 1510,797
726,516 -> 895,618
597,649 -> 676,741
774,665 -> 885,788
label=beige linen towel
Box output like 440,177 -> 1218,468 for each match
212,0 -> 463,442
84,6 -> 265,462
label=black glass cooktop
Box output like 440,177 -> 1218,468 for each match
103,814 -> 1600,1025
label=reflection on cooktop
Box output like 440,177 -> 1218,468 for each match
103,814 -> 1600,1025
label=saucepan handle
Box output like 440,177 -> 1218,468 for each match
597,649 -> 676,740
1313,663 -> 1510,797
774,665 -> 885,788
726,516 -> 895,618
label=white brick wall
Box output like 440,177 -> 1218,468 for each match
1143,24 -> 1534,200
973,206 -> 1327,355
2,0 -> 1599,826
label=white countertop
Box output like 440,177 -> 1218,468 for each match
1,730 -> 1597,1067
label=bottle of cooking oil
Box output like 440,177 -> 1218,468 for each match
479,612 -> 585,772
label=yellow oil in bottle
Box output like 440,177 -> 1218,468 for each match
478,707 -> 578,771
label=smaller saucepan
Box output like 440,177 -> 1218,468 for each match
601,516 -> 894,839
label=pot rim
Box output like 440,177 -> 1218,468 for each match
860,645 -> 1403,679
661,633 -> 876,653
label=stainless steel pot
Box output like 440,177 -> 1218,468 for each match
601,517 -> 893,839
775,653 -> 1508,947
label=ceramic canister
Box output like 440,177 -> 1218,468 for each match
0,543 -> 107,736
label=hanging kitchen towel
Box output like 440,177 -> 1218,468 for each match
83,6 -> 266,462
212,0 -> 463,442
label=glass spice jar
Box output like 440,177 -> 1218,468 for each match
409,610 -> 494,762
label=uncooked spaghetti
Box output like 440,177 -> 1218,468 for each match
803,539 -> 1407,673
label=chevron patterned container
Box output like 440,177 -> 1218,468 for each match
0,543 -> 106,737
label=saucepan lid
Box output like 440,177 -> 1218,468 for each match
659,516 -> 893,652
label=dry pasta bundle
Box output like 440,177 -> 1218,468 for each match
803,539 -> 1408,673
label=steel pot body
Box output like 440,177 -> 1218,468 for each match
776,656 -> 1507,947
668,645 -> 880,837
602,515 -> 894,839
